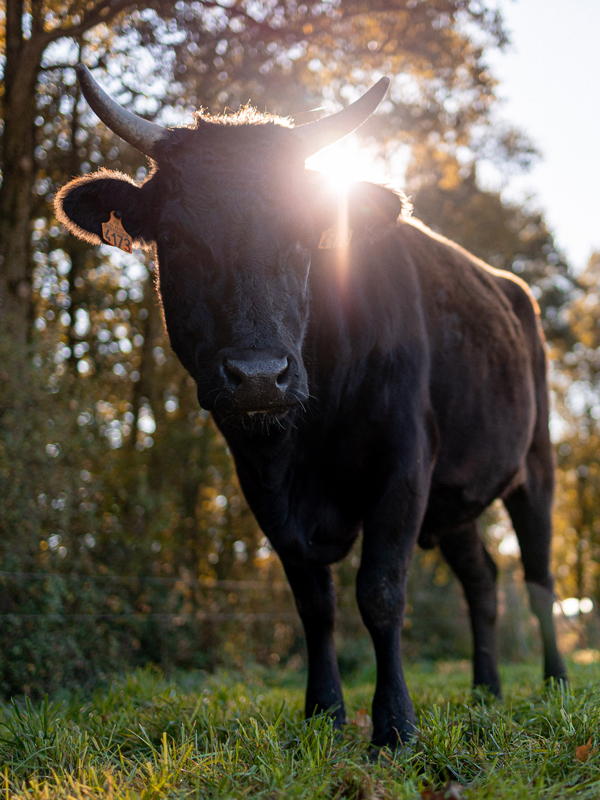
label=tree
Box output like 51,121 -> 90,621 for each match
1,0 -> 136,344
551,253 -> 600,608
5,0 -> 582,694
1,0 -> 509,345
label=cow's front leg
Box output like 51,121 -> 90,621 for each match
283,561 -> 346,725
357,470 -> 429,749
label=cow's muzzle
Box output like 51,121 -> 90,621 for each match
217,349 -> 306,415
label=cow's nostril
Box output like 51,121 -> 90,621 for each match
276,358 -> 291,387
223,358 -> 244,388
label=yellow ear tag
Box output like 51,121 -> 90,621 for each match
318,226 -> 353,250
102,211 -> 133,253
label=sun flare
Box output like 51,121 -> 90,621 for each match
305,134 -> 389,191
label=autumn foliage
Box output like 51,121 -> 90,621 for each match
0,0 -> 597,696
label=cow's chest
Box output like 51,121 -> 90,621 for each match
232,426 -> 372,565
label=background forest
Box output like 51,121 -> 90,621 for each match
0,0 -> 598,697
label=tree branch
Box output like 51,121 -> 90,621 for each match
40,53 -> 107,72
4,0 -> 25,96
30,0 -> 46,36
47,0 -> 137,42
39,62 -> 78,72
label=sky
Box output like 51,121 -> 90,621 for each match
487,0 -> 600,273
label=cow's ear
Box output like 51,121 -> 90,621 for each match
54,170 -> 154,249
346,182 -> 408,228
307,173 -> 408,233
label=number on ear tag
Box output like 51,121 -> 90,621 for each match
102,211 -> 133,253
318,226 -> 353,249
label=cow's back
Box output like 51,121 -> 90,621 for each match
396,219 -> 541,528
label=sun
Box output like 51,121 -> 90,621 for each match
305,134 -> 389,191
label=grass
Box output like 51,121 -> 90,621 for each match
1,659 -> 600,798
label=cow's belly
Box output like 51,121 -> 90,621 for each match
421,467 -> 523,540
431,415 -> 532,498
423,375 -> 535,535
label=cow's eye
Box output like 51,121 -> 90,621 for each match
161,227 -> 183,249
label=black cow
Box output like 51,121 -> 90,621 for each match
55,66 -> 566,749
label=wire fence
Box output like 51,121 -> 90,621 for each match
0,571 -> 290,589
0,566 -> 333,694
0,570 -> 363,623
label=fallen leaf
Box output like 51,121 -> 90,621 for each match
351,708 -> 371,731
575,736 -> 597,762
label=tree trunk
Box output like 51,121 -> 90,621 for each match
66,64 -> 87,372
0,0 -> 47,344
0,0 -> 138,345
130,272 -> 162,448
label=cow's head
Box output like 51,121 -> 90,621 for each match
55,66 -> 391,430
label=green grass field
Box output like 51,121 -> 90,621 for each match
1,659 -> 600,798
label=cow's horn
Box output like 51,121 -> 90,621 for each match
76,64 -> 167,159
295,77 -> 390,157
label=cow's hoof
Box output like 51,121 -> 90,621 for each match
331,712 -> 348,730
370,723 -> 415,754
545,673 -> 568,689
302,707 -> 347,730
472,683 -> 502,702
305,702 -> 347,729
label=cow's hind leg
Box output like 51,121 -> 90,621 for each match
503,466 -> 567,684
504,480 -> 567,681
282,561 -> 346,726
439,522 -> 501,697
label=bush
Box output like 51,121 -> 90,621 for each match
0,336 -> 553,698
